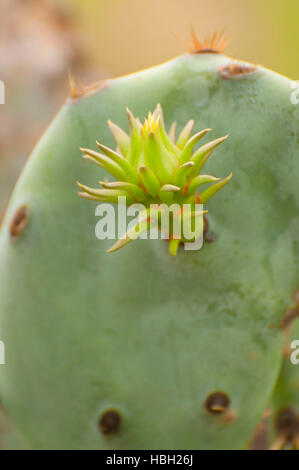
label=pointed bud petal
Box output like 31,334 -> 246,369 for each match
159,184 -> 180,204
77,182 -> 134,204
158,120 -> 180,162
187,174 -> 220,196
78,192 -> 100,201
96,141 -> 139,184
199,173 -> 232,204
126,108 -> 139,134
138,165 -> 160,197
169,239 -> 180,256
168,122 -> 176,144
180,128 -> 211,163
191,135 -> 229,173
145,132 -> 174,184
100,181 -> 146,202
173,161 -> 194,187
126,108 -> 142,165
107,120 -> 131,157
176,120 -> 195,148
153,103 -> 165,127
81,148 -> 126,181
159,184 -> 181,192
107,209 -> 152,252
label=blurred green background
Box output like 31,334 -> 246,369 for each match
0,0 -> 298,220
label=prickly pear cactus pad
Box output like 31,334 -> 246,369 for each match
0,33 -> 299,449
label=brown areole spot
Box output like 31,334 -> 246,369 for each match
10,205 -> 29,242
205,391 -> 230,414
219,61 -> 257,79
273,407 -> 299,450
99,409 -> 122,435
276,407 -> 298,437
271,407 -> 299,450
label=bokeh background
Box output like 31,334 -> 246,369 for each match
0,0 -> 298,220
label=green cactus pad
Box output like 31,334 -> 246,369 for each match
0,47 -> 298,449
